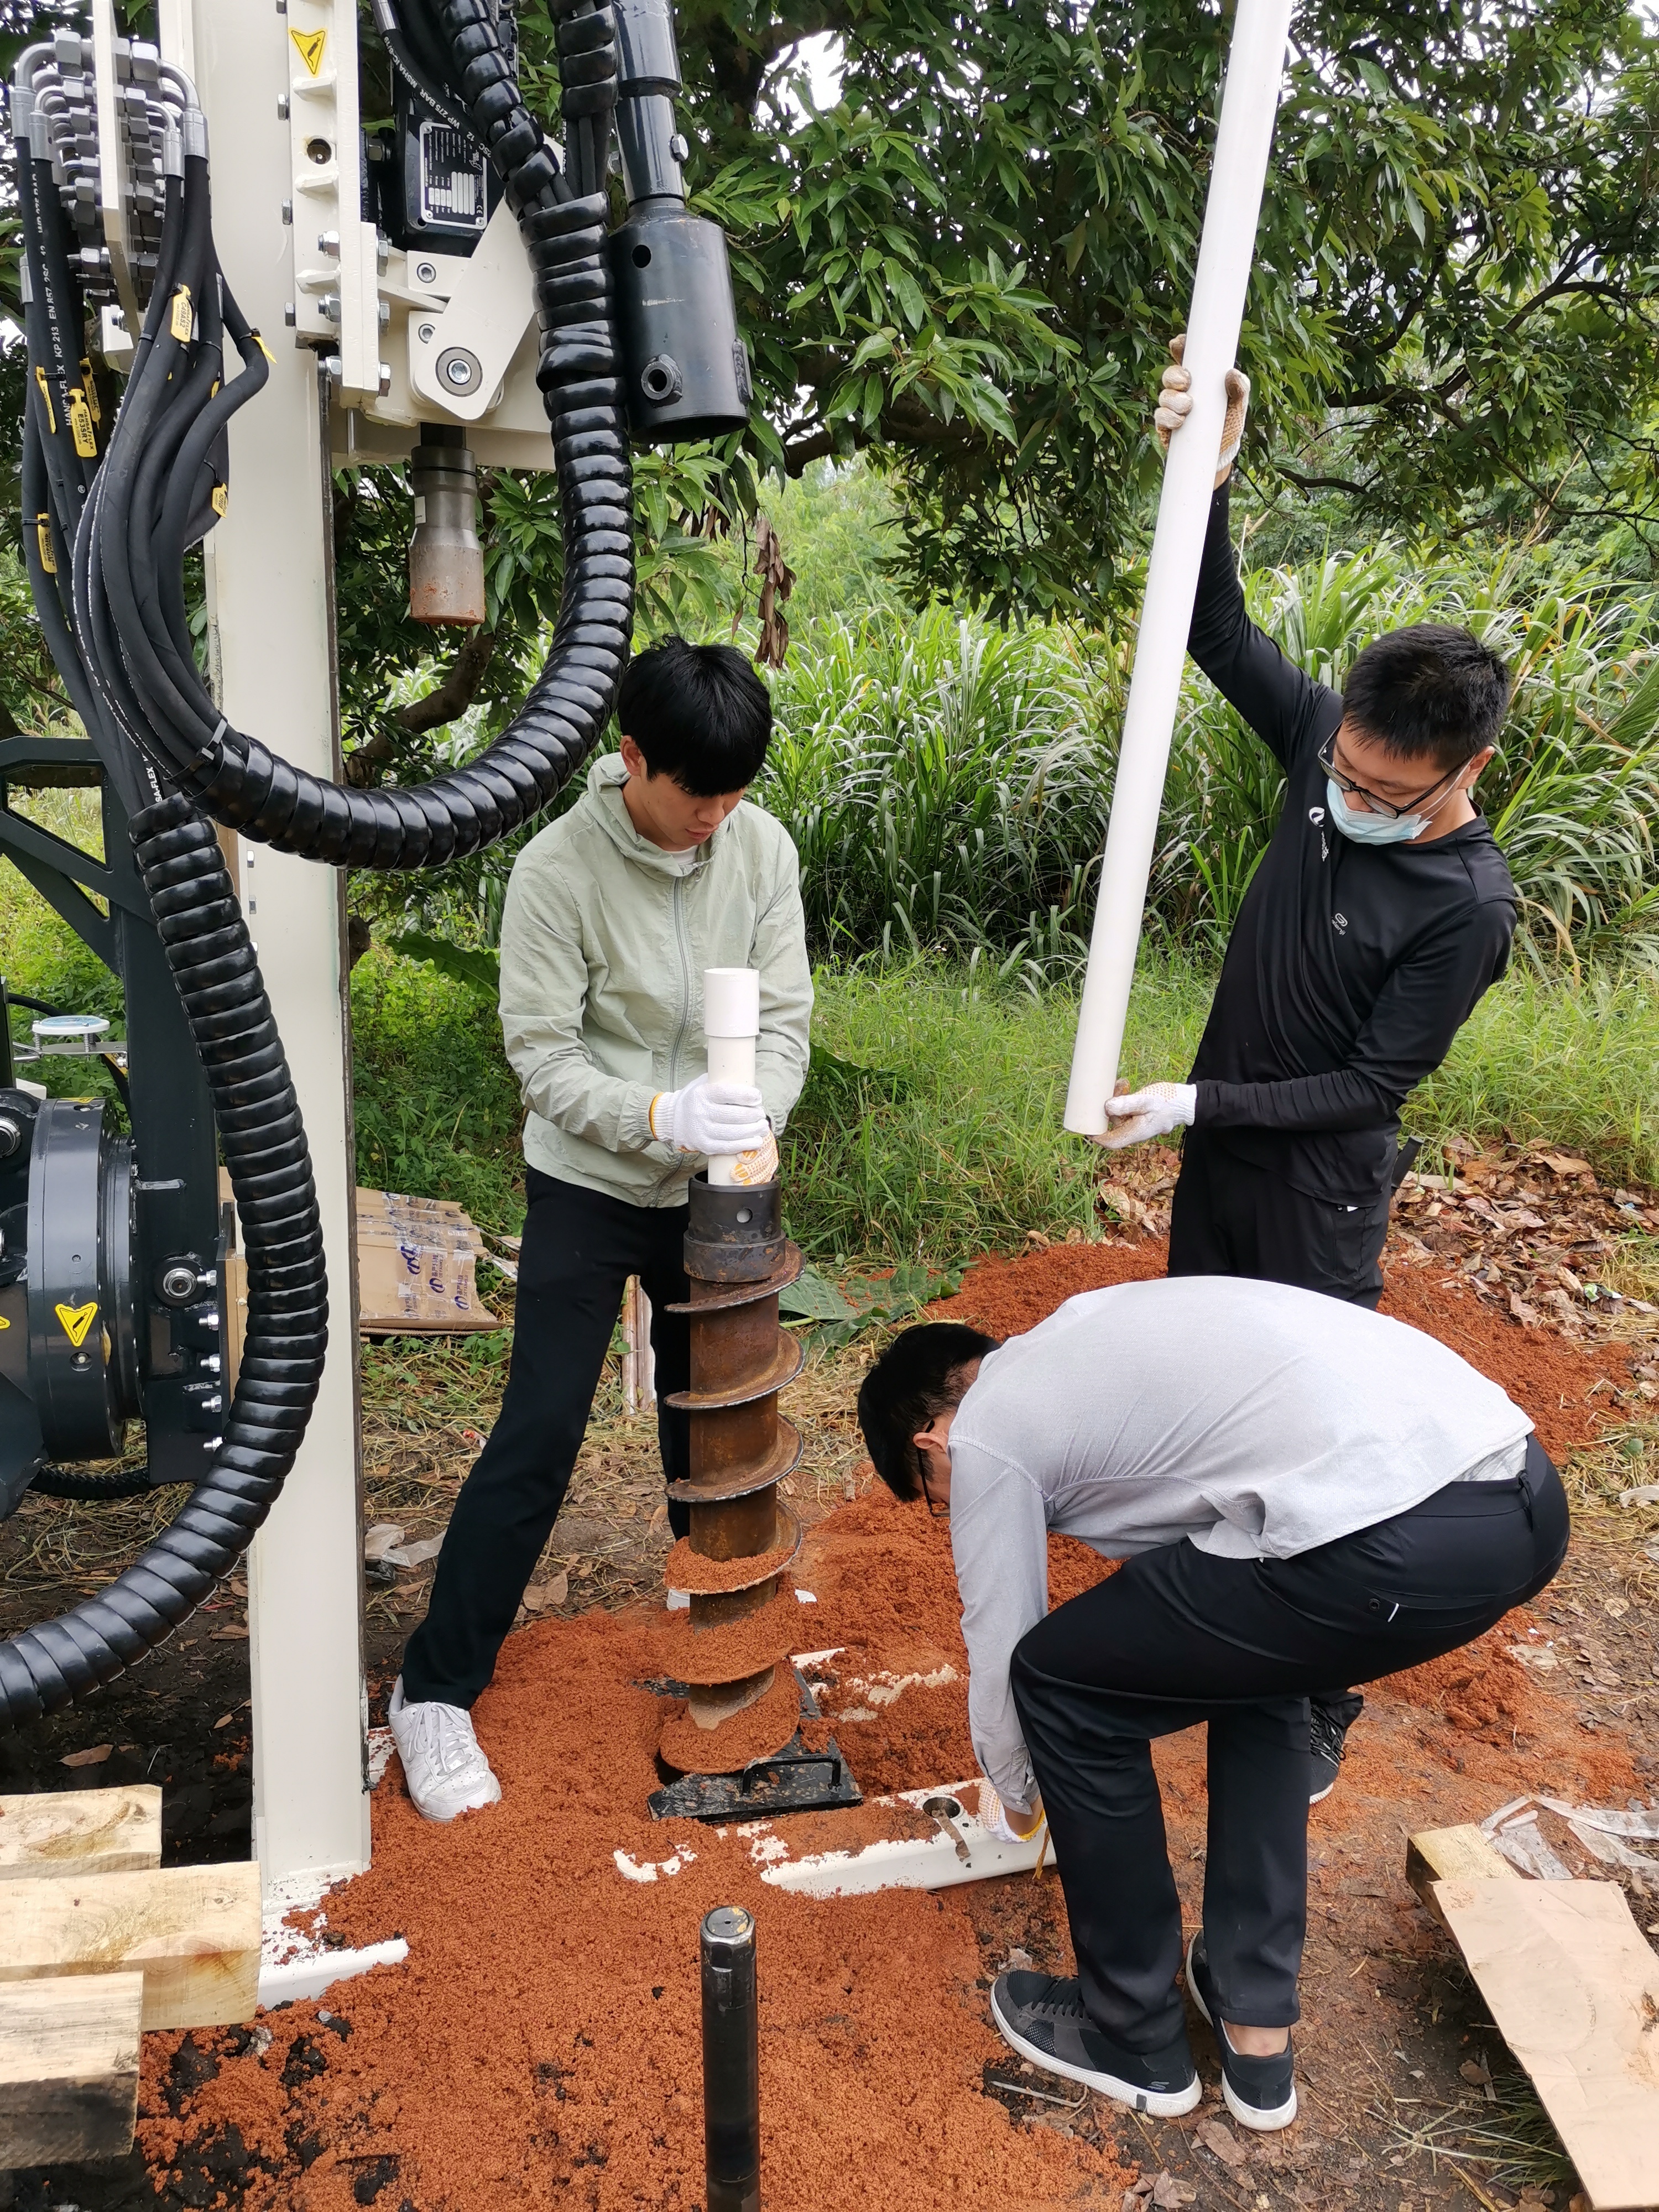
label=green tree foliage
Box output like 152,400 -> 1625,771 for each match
644,0 -> 1659,612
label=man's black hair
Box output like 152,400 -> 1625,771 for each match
616,636 -> 773,797
1342,624 -> 1511,773
857,1322 -> 1000,1504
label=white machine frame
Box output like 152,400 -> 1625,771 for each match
134,0 -> 557,1902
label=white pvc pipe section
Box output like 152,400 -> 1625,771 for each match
703,965 -> 760,1186
1063,0 -> 1297,1135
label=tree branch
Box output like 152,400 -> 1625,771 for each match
396,627 -> 495,735
345,629 -> 495,789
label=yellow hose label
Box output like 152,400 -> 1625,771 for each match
0,1316 -> 9,1329
36,517 -> 56,575
68,392 -> 97,458
79,361 -> 100,422
290,25 -> 326,74
55,1301 -> 98,1349
170,286 -> 194,343
211,484 -> 228,517
33,365 -> 55,434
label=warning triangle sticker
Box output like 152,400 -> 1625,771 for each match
289,26 -> 326,75
55,1300 -> 98,1349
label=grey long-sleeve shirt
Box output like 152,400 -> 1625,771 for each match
947,1277 -> 1531,1813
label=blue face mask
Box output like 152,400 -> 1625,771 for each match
1325,778 -> 1429,846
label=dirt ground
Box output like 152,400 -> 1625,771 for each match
1,1142 -> 1656,2212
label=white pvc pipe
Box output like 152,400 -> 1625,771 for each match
703,966 -> 760,1186
1063,0 -> 1296,1135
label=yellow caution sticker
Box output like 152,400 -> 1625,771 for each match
79,360 -> 100,422
289,25 -> 326,75
211,483 -> 228,517
36,516 -> 56,575
68,392 -> 97,458
33,364 -> 55,434
0,1316 -> 9,1329
170,286 -> 194,343
55,1301 -> 98,1349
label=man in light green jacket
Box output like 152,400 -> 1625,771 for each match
390,638 -> 812,1820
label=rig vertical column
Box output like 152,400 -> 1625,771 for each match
185,0 -> 371,1897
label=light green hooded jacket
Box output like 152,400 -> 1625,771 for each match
497,753 -> 813,1208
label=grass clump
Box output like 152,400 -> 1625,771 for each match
782,958 -> 1213,1265
349,950 -> 525,1234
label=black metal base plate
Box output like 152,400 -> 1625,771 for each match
646,1667 -> 863,1823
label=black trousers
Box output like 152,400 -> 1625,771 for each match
1168,1129 -> 1393,1744
1009,1439 -> 1568,2051
401,1170 -> 692,1708
1168,1131 -> 1391,1310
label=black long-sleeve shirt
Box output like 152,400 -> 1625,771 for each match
1185,483 -> 1517,1207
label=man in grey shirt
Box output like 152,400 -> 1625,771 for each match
857,1276 -> 1567,2132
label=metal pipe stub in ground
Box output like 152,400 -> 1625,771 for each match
701,1906 -> 760,2212
649,1172 -> 860,1819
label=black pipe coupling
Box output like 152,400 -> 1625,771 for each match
683,1171 -> 785,1285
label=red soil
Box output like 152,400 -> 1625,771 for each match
658,1662 -> 802,1775
137,1237 -> 1640,2211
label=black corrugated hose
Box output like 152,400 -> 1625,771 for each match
0,0 -> 633,1724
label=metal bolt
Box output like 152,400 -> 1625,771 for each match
416,320 -> 435,345
317,228 -> 340,256
276,92 -> 289,120
378,361 -> 392,396
284,301 -> 296,327
281,199 -> 293,225
160,1263 -> 198,1303
414,258 -> 438,285
669,132 -> 688,163
0,1115 -> 21,1161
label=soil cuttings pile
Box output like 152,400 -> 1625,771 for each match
134,1242 -> 1645,2211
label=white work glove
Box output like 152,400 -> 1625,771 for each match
1095,1082 -> 1197,1152
1153,333 -> 1250,486
979,1780 -> 1046,1845
650,1074 -> 770,1157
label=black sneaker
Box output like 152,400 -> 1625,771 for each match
990,1972 -> 1201,2117
1185,1934 -> 1297,2131
1308,1700 -> 1353,1804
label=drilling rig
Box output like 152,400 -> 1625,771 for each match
1,0 -> 749,1895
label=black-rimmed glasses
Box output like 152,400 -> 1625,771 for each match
1317,734 -> 1461,822
917,1457 -> 948,1519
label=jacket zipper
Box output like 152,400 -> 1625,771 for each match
650,869 -> 696,1206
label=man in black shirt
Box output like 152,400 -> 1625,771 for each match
1094,345 -> 1520,1794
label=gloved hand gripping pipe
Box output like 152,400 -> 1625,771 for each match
0,0 -> 634,1724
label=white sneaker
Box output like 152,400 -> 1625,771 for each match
387,1676 -> 502,1822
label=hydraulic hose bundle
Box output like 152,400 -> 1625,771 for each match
0,0 -> 634,1724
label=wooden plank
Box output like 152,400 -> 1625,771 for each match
1405,1822 -> 1518,1928
0,1787 -> 162,1881
0,1863 -> 260,2031
0,1971 -> 143,2167
1436,1877 -> 1659,2211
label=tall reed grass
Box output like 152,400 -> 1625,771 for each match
758,546 -> 1659,981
